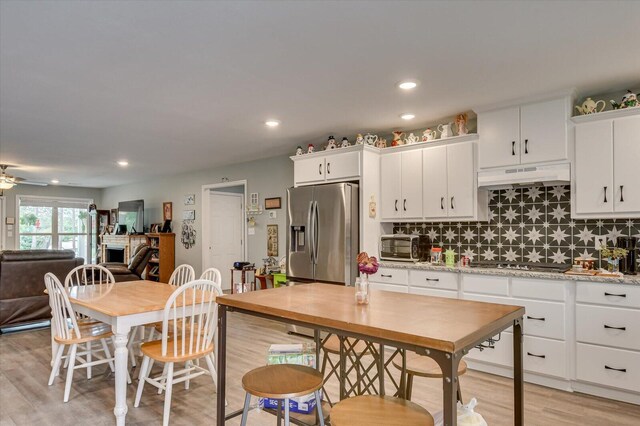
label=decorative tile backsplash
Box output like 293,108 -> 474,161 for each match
393,185 -> 639,264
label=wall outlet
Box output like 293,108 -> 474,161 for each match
268,211 -> 277,219
595,235 -> 607,250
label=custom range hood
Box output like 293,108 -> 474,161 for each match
478,163 -> 571,189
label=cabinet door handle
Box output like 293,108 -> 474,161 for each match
511,141 -> 516,156
327,162 -> 331,174
526,352 -> 546,359
524,139 -> 529,154
604,292 -> 626,298
526,316 -> 545,321
450,196 -> 455,210
380,274 -> 392,278
620,185 -> 624,202
605,365 -> 627,373
440,197 -> 445,210
603,186 -> 608,203
425,278 -> 440,282
395,200 -> 398,212
403,199 -> 407,211
319,164 -> 322,175
604,324 -> 626,331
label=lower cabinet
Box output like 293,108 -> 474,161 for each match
369,281 -> 408,293
576,343 -> 640,393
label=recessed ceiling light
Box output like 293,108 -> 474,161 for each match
265,120 -> 280,127
400,113 -> 416,120
398,80 -> 418,90
51,179 -> 59,184
117,160 -> 129,167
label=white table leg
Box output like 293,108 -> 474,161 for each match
112,325 -> 131,426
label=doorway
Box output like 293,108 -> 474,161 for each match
201,181 -> 247,291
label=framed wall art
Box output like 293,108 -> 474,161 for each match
265,197 -> 281,210
267,224 -> 278,256
184,194 -> 195,205
183,210 -> 195,220
163,202 -> 173,221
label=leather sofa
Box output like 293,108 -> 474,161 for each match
101,243 -> 152,282
0,249 -> 83,329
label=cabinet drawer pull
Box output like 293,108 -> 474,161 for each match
526,316 -> 545,321
395,200 -> 398,212
603,186 -> 608,203
450,196 -> 455,210
319,164 -> 322,175
524,139 -> 529,154
604,324 -> 626,331
380,274 -> 393,278
511,141 -> 516,156
440,197 -> 445,210
620,185 -> 624,202
425,278 -> 440,282
605,365 -> 627,373
526,352 -> 546,359
403,199 -> 407,212
604,292 -> 626,298
327,162 -> 331,174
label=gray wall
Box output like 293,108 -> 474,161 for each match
100,154 -> 293,274
2,184 -> 102,250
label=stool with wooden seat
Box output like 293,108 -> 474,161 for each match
240,364 -> 325,426
330,395 -> 434,426
392,351 -> 468,401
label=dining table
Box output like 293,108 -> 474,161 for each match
55,280 -> 196,426
216,283 -> 525,426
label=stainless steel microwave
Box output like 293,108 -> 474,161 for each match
379,234 -> 431,262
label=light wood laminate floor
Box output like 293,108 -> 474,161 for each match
0,313 -> 638,425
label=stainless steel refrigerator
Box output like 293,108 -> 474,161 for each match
287,183 -> 359,286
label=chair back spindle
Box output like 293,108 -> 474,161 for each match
199,267 -> 222,286
65,264 -> 115,289
168,264 -> 195,287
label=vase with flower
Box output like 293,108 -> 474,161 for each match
356,252 -> 379,305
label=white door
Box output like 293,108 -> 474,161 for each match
294,156 -> 325,185
520,98 -> 568,165
447,142 -> 476,218
380,153 -> 402,220
478,106 -> 520,169
400,151 -> 423,218
209,192 -> 244,290
423,145 -> 448,219
575,120 -> 614,214
324,151 -> 360,181
613,115 -> 640,213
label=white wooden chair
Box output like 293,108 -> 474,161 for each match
134,279 -> 223,426
169,264 -> 196,286
45,273 -> 124,402
200,267 -> 222,286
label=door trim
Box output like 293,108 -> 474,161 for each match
201,180 -> 248,277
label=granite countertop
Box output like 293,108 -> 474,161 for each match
378,261 -> 640,285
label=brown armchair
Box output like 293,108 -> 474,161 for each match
101,243 -> 152,282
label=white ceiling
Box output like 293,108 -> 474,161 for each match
1,1 -> 639,188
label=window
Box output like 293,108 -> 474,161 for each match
17,196 -> 93,260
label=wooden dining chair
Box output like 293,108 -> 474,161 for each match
392,352 -> 467,402
134,279 -> 223,426
45,273 -> 122,402
200,267 -> 222,286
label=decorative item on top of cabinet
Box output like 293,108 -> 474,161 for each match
404,133 -> 420,144
307,143 -> 315,154
455,113 -> 469,135
296,146 -> 304,156
326,136 -> 337,150
340,137 -> 350,148
422,128 -> 438,141
364,133 -> 378,146
611,90 -> 639,110
438,122 -> 454,139
355,133 -> 364,145
575,97 -> 606,115
376,138 -> 387,148
391,131 -> 404,147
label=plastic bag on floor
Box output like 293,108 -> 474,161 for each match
433,398 -> 488,426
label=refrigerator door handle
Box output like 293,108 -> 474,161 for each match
307,200 -> 315,264
313,201 -> 320,265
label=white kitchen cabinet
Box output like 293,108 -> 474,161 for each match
446,142 -> 475,218
573,112 -> 640,218
380,151 -> 422,220
369,281 -> 408,293
292,146 -> 363,186
576,343 -> 640,393
576,304 -> 640,351
478,97 -> 569,169
422,145 -> 448,217
294,155 -> 326,184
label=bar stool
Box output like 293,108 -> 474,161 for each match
240,364 -> 325,426
392,352 -> 467,401
330,395 -> 434,426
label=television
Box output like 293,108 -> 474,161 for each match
118,199 -> 144,234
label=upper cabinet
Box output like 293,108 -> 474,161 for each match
478,97 -> 570,169
292,146 -> 366,186
573,111 -> 640,218
380,151 -> 423,220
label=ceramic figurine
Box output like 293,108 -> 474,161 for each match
363,133 -> 378,146
438,122 -> 454,139
341,137 -> 350,148
404,132 -> 419,144
392,131 -> 404,147
295,146 -> 303,156
610,90 -> 639,110
325,136 -> 337,150
575,97 -> 606,115
355,133 -> 365,145
307,143 -> 315,154
422,128 -> 438,141
455,113 -> 469,135
376,138 -> 387,148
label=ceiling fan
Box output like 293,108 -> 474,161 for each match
0,164 -> 48,192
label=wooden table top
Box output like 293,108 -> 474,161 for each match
67,280 -> 181,317
217,283 -> 524,353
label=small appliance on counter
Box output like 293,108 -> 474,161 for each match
617,237 -> 638,275
380,234 -> 431,262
